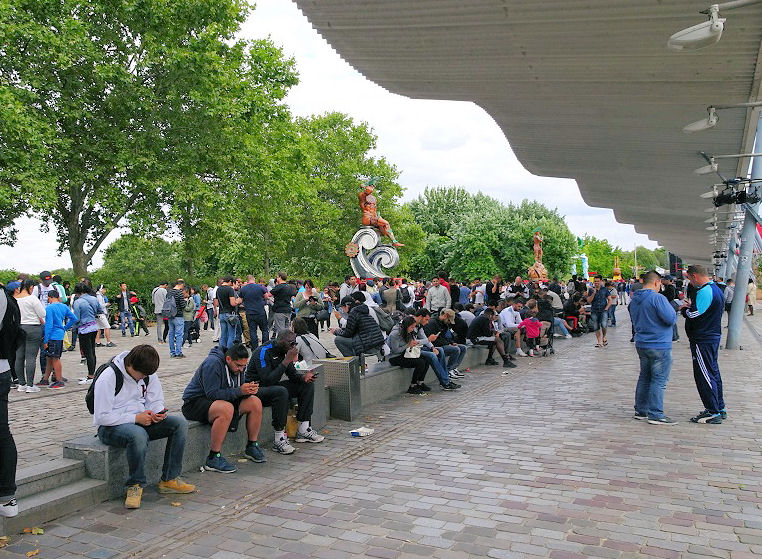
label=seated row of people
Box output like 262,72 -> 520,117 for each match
93,333 -> 323,509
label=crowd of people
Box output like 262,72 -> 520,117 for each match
0,265 -> 757,515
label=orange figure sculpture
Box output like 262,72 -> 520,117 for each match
358,178 -> 404,247
533,229 -> 543,263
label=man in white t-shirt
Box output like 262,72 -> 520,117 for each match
151,282 -> 168,344
471,280 -> 486,307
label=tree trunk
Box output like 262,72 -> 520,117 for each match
70,247 -> 88,278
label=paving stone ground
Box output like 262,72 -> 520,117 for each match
3,306 -> 762,558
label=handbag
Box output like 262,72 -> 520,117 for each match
226,313 -> 240,327
404,345 -> 421,358
315,308 -> 330,322
299,335 -> 336,359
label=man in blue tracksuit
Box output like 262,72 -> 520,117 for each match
681,265 -> 725,424
629,271 -> 678,425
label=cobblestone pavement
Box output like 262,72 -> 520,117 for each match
3,308 -> 762,558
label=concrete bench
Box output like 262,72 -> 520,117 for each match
320,345 -> 491,420
63,369 -> 329,499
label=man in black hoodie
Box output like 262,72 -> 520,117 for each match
182,343 -> 264,473
166,280 -> 187,359
466,308 -> 513,368
246,331 -> 323,455
331,292 -> 385,357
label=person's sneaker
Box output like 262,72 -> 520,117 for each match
95,343 -> 104,347
124,484 -> 143,509
176,354 -> 186,359
204,453 -> 237,473
295,428 -> 325,443
244,442 -> 267,462
553,333 -> 563,338
515,348 -> 528,357
633,413 -> 647,420
106,342 -> 116,347
720,409 -> 728,420
17,384 -> 26,392
648,416 -> 678,425
36,379 -> 49,387
418,383 -> 432,392
49,381 -> 65,389
80,358 -> 86,364
502,359 -> 517,368
272,437 -> 296,454
484,358 -> 499,366
78,377 -> 93,385
527,349 -> 535,357
67,346 -> 76,351
442,381 -> 461,390
25,385 -> 41,393
565,334 -> 572,339
407,385 -> 423,395
0,498 -> 18,518
690,410 -> 722,424
158,478 -> 196,494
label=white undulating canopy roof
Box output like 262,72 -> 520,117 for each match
294,0 -> 762,263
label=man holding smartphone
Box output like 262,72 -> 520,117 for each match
94,345 -> 195,509
182,343 -> 265,472
246,331 -> 324,455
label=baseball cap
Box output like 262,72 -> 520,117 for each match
39,271 -> 52,281
340,297 -> 354,306
5,281 -> 21,292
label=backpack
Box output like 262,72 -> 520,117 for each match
400,286 -> 412,305
85,358 -> 149,414
0,291 -> 21,360
372,306 -> 395,334
161,291 -> 177,318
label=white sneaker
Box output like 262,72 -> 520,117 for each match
25,385 -> 41,393
78,377 -> 93,385
272,437 -> 296,454
565,334 -> 572,339
17,385 -> 26,392
295,428 -> 325,443
0,498 -> 18,518
527,349 -> 535,357
553,333 -> 563,338
515,348 -> 528,357
449,370 -> 463,378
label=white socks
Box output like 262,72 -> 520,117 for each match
299,421 -> 310,433
275,430 -> 286,441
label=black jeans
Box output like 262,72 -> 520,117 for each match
246,313 -> 269,348
256,380 -> 315,431
79,331 -> 97,377
0,372 -> 17,499
389,355 -> 429,385
304,317 -> 319,338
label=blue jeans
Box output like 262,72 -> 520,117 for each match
552,318 -> 569,336
440,344 -> 466,370
219,313 -> 238,350
421,349 -> 450,385
168,317 -> 185,357
98,415 -> 188,487
634,347 -> 672,419
608,305 -> 617,326
119,310 -> 134,335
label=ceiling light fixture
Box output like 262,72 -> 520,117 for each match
668,0 -> 762,51
683,102 -> 762,133
694,152 -> 762,175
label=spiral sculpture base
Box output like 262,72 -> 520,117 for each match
345,227 -> 399,279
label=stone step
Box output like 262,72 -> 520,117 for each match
14,458 -> 86,499
1,478 -> 108,536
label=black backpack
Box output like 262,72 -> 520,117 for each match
0,290 -> 21,360
400,287 -> 412,305
85,359 -> 148,414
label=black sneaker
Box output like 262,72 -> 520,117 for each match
690,410 -> 722,424
633,413 -> 647,420
485,358 -> 499,366
647,416 -> 677,425
407,386 -> 423,395
418,383 -> 431,392
502,359 -> 517,368
441,382 -> 461,390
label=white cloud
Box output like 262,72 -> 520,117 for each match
2,0 -> 657,274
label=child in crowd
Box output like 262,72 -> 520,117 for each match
39,290 -> 77,388
130,296 -> 150,336
517,309 -> 543,357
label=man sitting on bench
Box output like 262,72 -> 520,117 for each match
246,331 -> 324,456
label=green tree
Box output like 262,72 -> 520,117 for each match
0,0 -> 293,276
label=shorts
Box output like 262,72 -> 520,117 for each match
182,396 -> 246,428
46,339 -> 63,359
96,314 -> 111,330
589,310 -> 608,332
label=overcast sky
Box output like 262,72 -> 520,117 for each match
1,0 -> 658,274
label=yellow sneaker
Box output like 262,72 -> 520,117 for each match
125,484 -> 143,509
157,478 -> 196,494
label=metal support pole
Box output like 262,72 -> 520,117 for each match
723,234 -> 736,279
726,114 -> 762,349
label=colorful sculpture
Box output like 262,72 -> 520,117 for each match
527,227 -> 548,280
613,256 -> 623,281
345,177 -> 401,278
